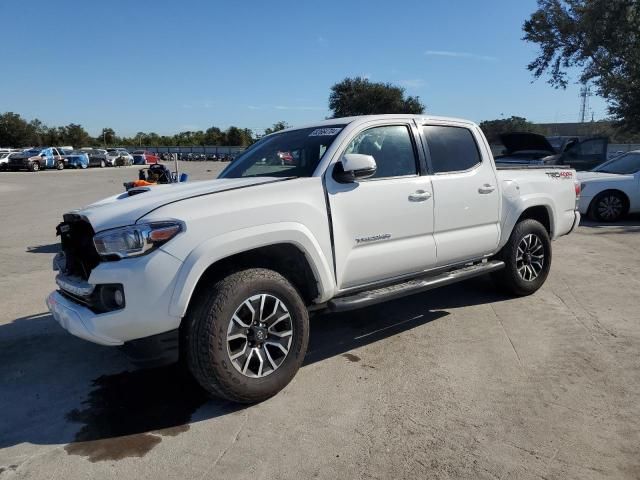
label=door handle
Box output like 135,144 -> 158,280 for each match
478,184 -> 496,194
408,190 -> 432,202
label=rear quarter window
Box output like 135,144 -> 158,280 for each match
422,125 -> 481,173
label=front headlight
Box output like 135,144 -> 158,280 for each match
93,221 -> 184,259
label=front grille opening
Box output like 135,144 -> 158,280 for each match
57,216 -> 101,280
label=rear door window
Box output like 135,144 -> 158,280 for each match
422,125 -> 481,173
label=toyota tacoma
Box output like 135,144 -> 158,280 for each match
47,115 -> 581,403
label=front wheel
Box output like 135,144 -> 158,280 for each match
56,161 -> 64,170
30,162 -> 40,172
492,219 -> 552,296
185,268 -> 309,403
100,160 -> 105,168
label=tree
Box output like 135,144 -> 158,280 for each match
523,0 -> 640,131
62,123 -> 91,147
328,77 -> 425,118
0,112 -> 36,147
225,126 -> 253,146
99,127 -> 116,146
204,126 -> 225,145
264,121 -> 289,136
479,116 -> 542,143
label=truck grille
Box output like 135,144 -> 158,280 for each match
56,215 -> 101,280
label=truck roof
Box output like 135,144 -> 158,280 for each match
277,114 -> 477,135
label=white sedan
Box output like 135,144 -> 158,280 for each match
578,150 -> 640,221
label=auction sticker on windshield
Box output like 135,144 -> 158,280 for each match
309,128 -> 342,136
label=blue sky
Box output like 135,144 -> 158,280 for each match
0,0 -> 608,137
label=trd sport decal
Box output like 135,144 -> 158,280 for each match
545,171 -> 573,179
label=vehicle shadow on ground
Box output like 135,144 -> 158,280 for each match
25,243 -> 61,254
579,213 -> 640,233
0,277 -> 507,461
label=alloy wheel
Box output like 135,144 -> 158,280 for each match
516,233 -> 544,282
226,293 -> 294,378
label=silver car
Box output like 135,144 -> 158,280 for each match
106,148 -> 133,166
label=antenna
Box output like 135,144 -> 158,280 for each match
579,84 -> 592,123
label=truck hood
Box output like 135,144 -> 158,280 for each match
72,177 -> 286,232
500,132 -> 556,155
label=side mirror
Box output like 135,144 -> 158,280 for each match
333,154 -> 377,183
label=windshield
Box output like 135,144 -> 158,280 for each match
219,126 -> 345,178
593,152 -> 640,174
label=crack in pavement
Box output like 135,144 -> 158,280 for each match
198,411 -> 249,479
490,304 -> 524,373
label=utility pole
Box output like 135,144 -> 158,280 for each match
579,84 -> 592,123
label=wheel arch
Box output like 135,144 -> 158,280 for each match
517,205 -> 552,237
500,198 -> 556,249
168,224 -> 335,318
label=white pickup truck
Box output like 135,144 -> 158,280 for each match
47,115 -> 580,403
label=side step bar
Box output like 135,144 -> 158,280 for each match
328,260 -> 505,312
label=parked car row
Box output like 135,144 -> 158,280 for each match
158,152 -> 237,161
0,147 -> 160,171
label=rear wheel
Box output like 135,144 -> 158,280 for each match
590,191 -> 627,222
185,268 -> 309,403
492,219 -> 551,296
56,161 -> 64,170
30,162 -> 40,172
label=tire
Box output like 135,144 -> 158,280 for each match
185,268 -> 309,403
100,160 -> 105,168
30,162 -> 40,172
492,219 -> 552,296
589,191 -> 627,222
56,161 -> 64,170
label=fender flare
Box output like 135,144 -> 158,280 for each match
168,222 -> 336,317
499,194 -> 557,249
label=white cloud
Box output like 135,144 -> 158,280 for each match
247,105 -> 262,110
425,50 -> 498,62
316,35 -> 328,46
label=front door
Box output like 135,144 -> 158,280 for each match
325,123 -> 436,290
421,124 -> 500,266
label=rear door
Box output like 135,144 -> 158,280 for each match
325,121 -> 436,290
421,124 -> 500,266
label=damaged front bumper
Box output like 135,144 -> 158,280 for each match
46,248 -> 184,347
